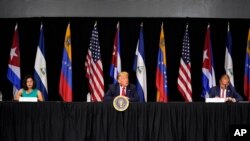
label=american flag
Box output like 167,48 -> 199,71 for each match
85,22 -> 104,102
177,24 -> 192,102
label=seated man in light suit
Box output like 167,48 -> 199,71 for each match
104,71 -> 139,102
209,74 -> 243,102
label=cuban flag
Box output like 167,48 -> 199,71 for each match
224,23 -> 234,86
34,23 -> 48,100
133,23 -> 147,102
201,24 -> 216,98
7,24 -> 21,96
109,22 -> 121,83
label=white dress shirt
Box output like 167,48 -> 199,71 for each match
220,88 -> 227,99
120,86 -> 126,96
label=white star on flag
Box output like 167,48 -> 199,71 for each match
10,47 -> 18,60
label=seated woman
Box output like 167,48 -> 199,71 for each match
14,75 -> 44,101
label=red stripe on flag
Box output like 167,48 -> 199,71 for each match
59,72 -> 72,102
156,68 -> 168,102
244,75 -> 250,101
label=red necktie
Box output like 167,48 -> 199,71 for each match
122,87 -> 126,96
221,89 -> 225,98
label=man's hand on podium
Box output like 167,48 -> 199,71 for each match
225,97 -> 236,103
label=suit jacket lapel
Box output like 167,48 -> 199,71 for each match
126,85 -> 130,96
115,84 -> 120,96
226,88 -> 230,97
216,86 -> 221,97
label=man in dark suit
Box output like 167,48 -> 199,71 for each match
104,71 -> 139,102
209,74 -> 243,102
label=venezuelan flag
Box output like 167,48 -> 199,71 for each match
59,23 -> 72,102
156,23 -> 168,102
244,28 -> 250,101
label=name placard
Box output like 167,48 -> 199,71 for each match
19,97 -> 38,102
205,98 -> 225,103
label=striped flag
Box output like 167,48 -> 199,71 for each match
133,23 -> 147,102
7,24 -> 21,96
34,23 -> 48,100
225,23 -> 234,86
109,22 -> 121,84
59,23 -> 72,102
156,23 -> 168,102
177,24 -> 192,102
201,24 -> 216,98
85,22 -> 104,102
244,28 -> 250,101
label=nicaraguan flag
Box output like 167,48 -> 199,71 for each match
34,23 -> 48,100
133,23 -> 147,102
225,23 -> 234,86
